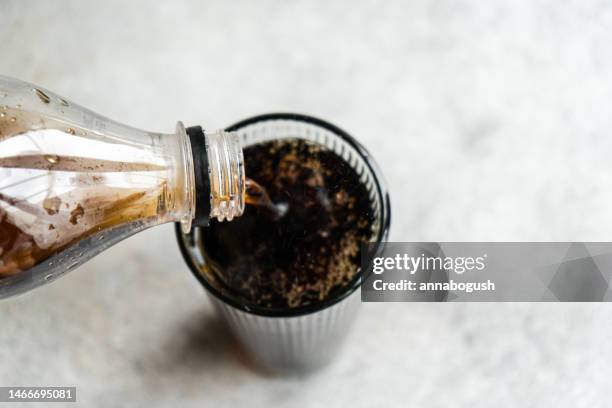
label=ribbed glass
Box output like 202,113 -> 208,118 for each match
177,113 -> 391,373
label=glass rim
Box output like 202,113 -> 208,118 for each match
176,112 -> 391,318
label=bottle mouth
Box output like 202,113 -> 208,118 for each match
206,130 -> 245,222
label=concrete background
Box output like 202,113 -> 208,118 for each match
1,0 -> 612,406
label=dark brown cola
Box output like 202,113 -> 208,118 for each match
198,139 -> 375,309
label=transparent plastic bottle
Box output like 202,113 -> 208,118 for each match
0,76 -> 245,298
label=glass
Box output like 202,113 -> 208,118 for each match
177,113 -> 391,372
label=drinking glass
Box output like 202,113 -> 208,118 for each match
176,113 -> 391,373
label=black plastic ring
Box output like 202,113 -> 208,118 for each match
186,126 -> 210,227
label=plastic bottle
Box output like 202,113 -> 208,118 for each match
0,76 -> 245,298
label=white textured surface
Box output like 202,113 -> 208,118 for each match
2,0 -> 612,406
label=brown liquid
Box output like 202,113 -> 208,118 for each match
197,139 -> 375,310
0,182 -> 167,277
244,178 -> 288,219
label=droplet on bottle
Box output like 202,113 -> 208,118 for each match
0,112 -> 5,118
44,154 -> 60,164
44,274 -> 53,281
58,98 -> 69,107
69,204 -> 84,225
35,88 -> 51,104
43,197 -> 61,215
67,128 -> 76,135
15,104 -> 21,108
9,117 -> 16,123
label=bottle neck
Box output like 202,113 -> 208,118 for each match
204,128 -> 246,222
178,123 -> 245,232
